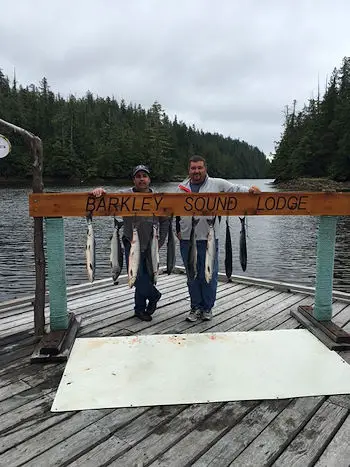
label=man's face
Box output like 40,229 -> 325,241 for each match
189,161 -> 207,184
133,171 -> 151,191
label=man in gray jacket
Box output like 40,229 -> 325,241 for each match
92,165 -> 169,321
176,155 -> 261,322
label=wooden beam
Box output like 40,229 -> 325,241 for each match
31,312 -> 81,363
297,305 -> 350,343
0,118 -> 46,337
29,191 -> 350,217
0,118 -> 37,142
290,307 -> 350,351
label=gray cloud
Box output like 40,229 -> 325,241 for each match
1,0 -> 350,155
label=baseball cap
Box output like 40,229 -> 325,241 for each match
132,165 -> 151,177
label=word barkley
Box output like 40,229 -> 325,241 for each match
85,193 -> 310,215
86,195 -> 164,213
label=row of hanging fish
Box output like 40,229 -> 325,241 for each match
85,215 -> 246,286
85,215 -> 176,287
185,216 -> 247,283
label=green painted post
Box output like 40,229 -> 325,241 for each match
45,217 -> 69,330
313,216 -> 338,321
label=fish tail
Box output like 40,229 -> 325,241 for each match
114,219 -> 124,229
192,217 -> 200,226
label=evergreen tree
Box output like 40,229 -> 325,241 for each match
272,56 -> 350,182
0,70 -> 270,181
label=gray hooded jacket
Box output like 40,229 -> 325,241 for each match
176,175 -> 249,241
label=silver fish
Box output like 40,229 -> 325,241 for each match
239,216 -> 247,272
128,225 -> 141,288
166,217 -> 176,275
85,213 -> 96,283
110,218 -> 124,284
205,218 -> 216,283
187,217 -> 199,281
224,217 -> 233,281
150,223 -> 160,284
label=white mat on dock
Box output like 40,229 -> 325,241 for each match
51,329 -> 350,412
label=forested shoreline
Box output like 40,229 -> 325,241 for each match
272,56 -> 350,182
2,56 -> 350,187
0,71 -> 269,183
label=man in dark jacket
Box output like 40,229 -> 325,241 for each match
92,165 -> 169,321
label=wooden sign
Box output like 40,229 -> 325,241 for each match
29,191 -> 350,217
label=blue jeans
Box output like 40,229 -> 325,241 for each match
180,239 -> 219,311
124,240 -> 160,313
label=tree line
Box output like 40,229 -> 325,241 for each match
272,56 -> 350,182
0,70 -> 270,182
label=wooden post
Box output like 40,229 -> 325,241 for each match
31,137 -> 45,336
292,214 -> 350,349
313,216 -> 337,321
45,217 -> 69,330
0,118 -> 45,336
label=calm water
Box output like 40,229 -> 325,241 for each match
0,179 -> 349,301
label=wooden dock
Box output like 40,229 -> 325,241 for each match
1,270 -> 350,466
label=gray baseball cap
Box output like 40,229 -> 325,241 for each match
132,165 -> 151,177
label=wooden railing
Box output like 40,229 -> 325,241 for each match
27,190 -> 350,354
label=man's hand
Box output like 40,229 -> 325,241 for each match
248,185 -> 261,194
91,187 -> 106,197
176,232 -> 182,240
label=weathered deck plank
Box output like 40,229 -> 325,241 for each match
150,399 -> 291,467
111,401 -> 259,467
223,396 -> 325,466
0,379 -> 32,403
80,283 -> 247,338
2,407 -> 147,466
0,275 -> 183,338
272,401 -> 348,466
0,273 -> 349,466
0,391 -> 55,434
315,414 -> 350,467
24,405 -> 186,467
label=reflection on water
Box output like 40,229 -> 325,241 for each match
0,180 -> 349,301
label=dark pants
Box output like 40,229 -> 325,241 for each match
180,239 -> 219,311
124,239 -> 160,313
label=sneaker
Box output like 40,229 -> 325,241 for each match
134,311 -> 152,322
201,309 -> 213,321
147,292 -> 162,315
186,309 -> 200,322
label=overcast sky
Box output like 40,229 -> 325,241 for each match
1,0 -> 350,156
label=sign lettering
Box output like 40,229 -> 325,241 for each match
256,195 -> 308,212
184,195 -> 238,212
29,192 -> 350,217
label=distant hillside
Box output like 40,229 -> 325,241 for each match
271,56 -> 350,182
0,70 -> 270,181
